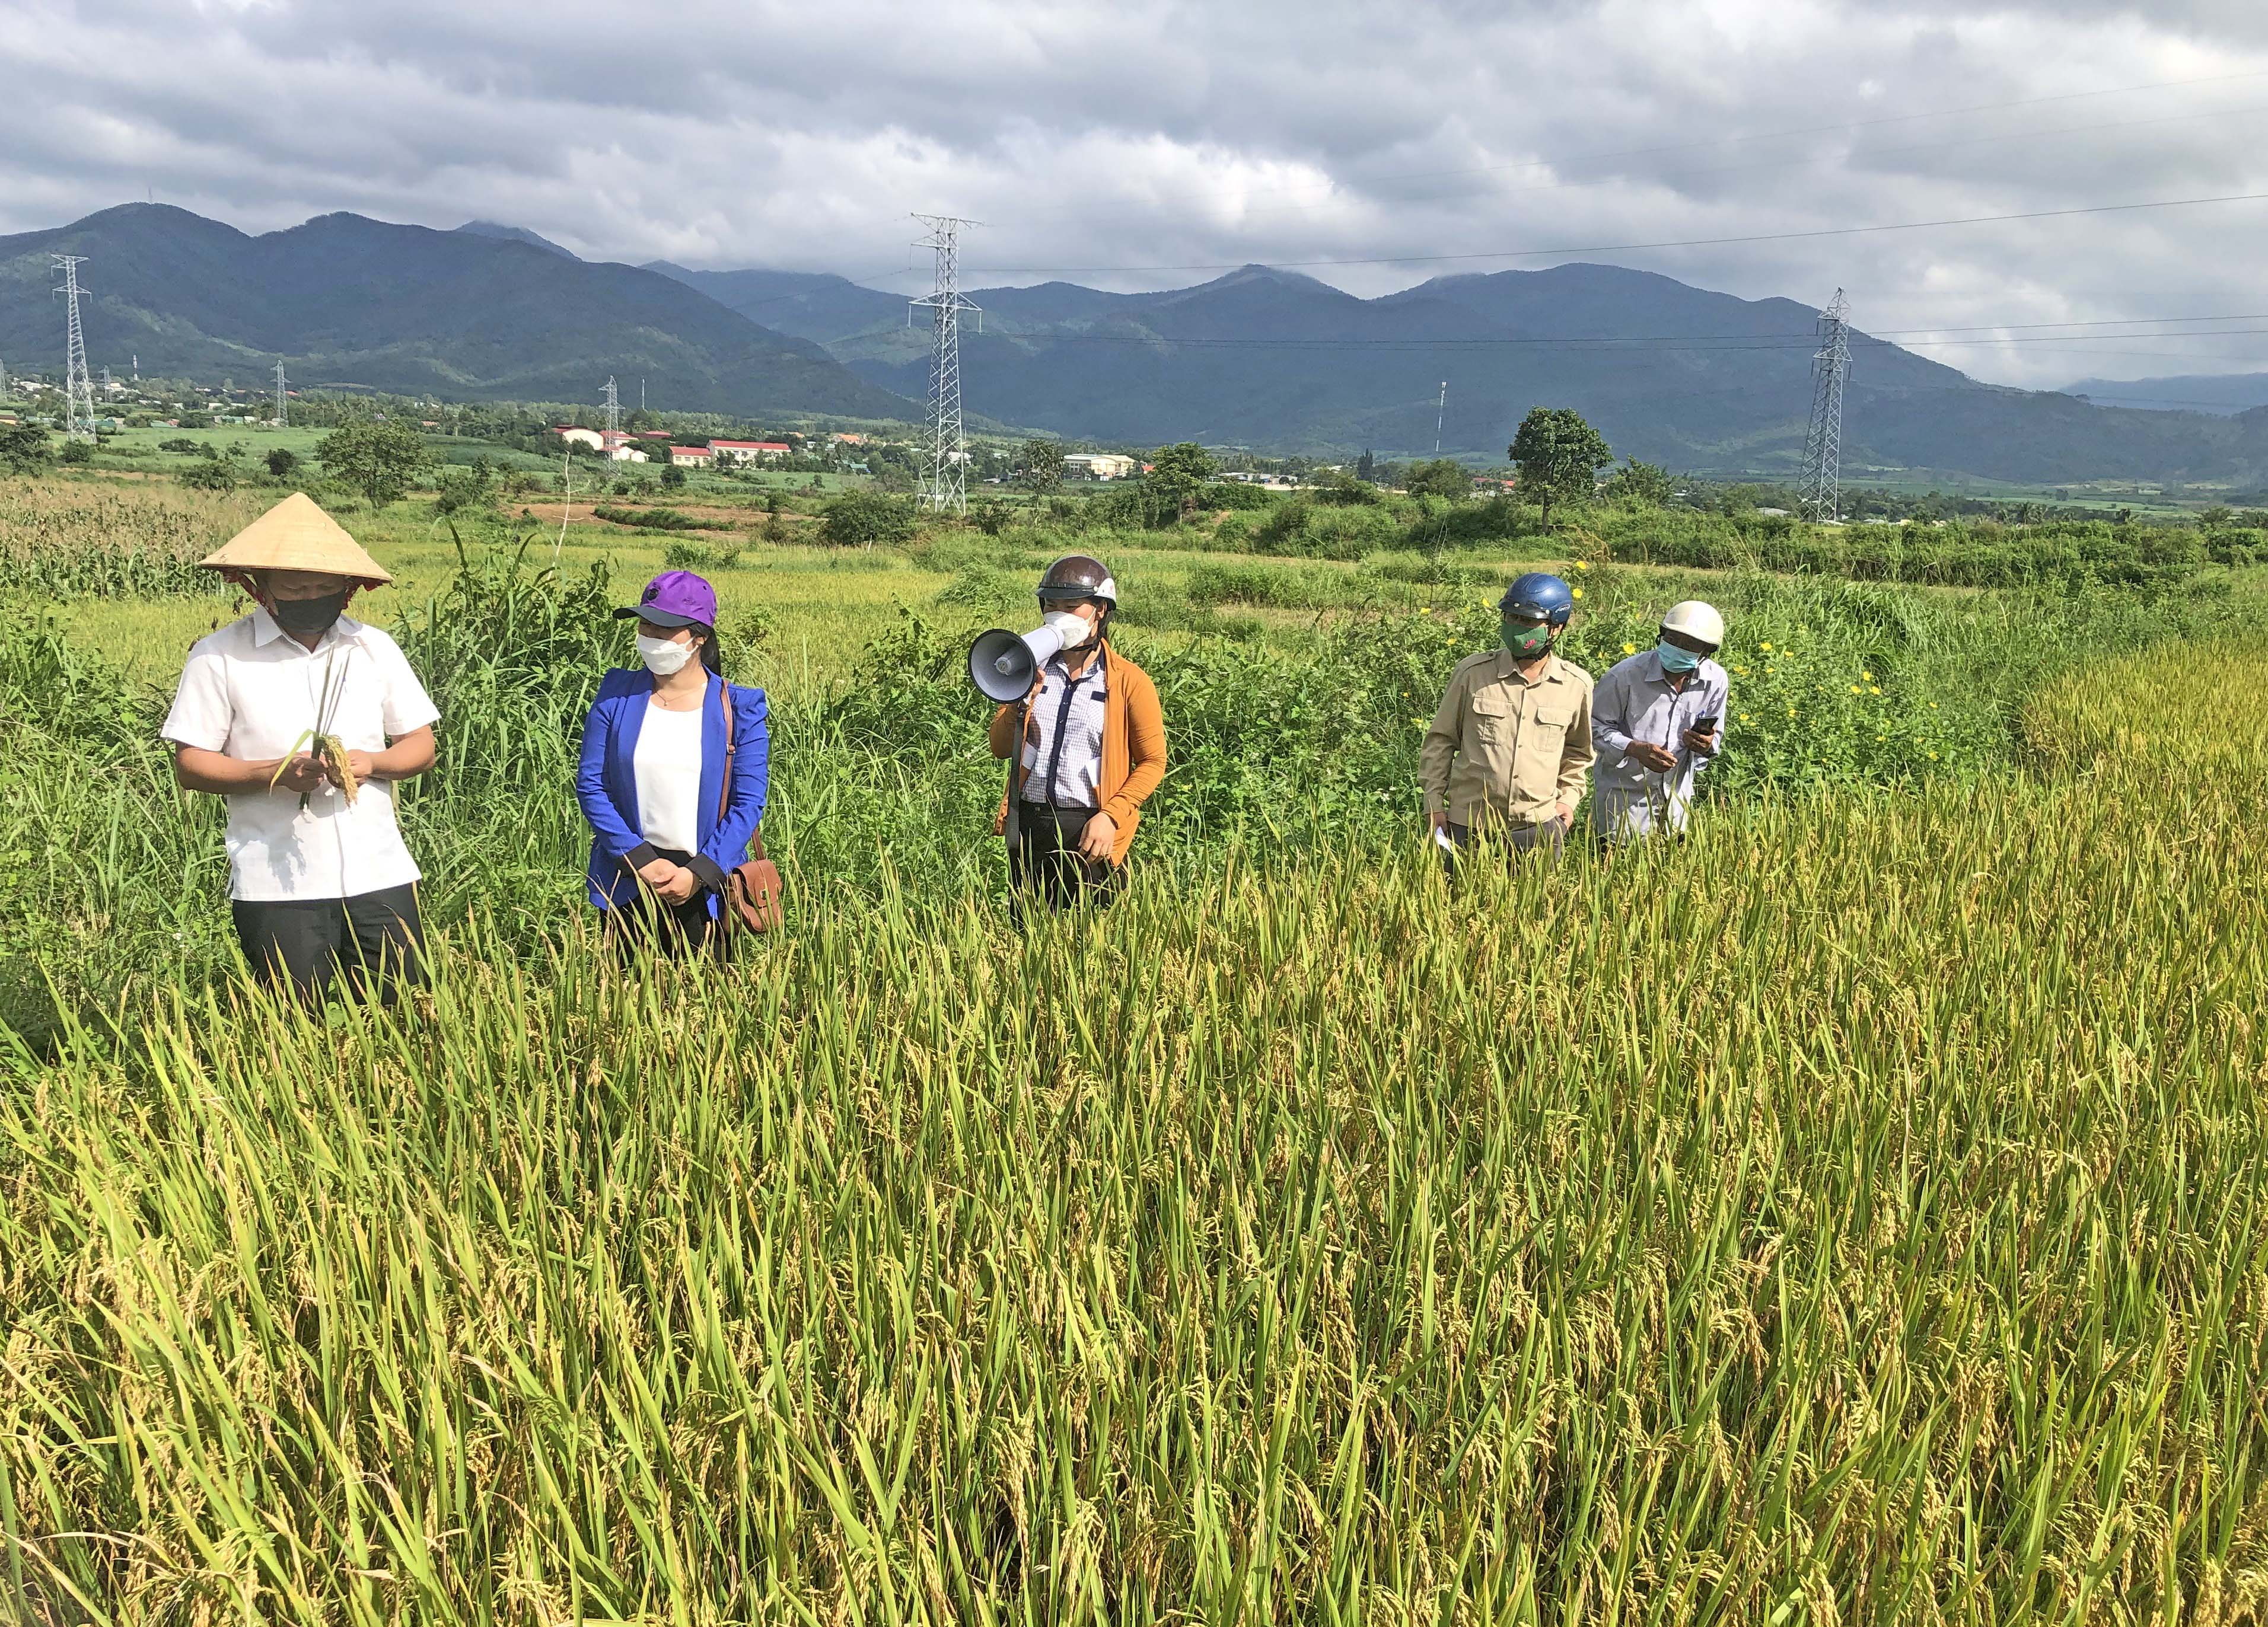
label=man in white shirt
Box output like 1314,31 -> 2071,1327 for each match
1589,599 -> 1730,845
162,493 -> 438,1000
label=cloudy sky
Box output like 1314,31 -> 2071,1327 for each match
6,0 -> 2268,390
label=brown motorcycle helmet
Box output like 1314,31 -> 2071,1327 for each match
1036,553 -> 1119,607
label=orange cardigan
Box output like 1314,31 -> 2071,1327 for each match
988,642 -> 1167,866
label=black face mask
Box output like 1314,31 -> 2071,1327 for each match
269,590 -> 351,637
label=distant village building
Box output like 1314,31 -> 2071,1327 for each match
555,426 -> 605,450
830,432 -> 867,446
711,439 -> 791,464
669,446 -> 715,468
1063,452 -> 1137,481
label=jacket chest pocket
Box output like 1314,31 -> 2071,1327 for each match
1470,698 -> 1515,742
1533,703 -> 1575,736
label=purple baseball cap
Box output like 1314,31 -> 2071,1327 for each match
614,570 -> 717,630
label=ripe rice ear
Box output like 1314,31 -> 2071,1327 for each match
318,733 -> 358,804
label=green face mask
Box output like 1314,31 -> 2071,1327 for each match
1502,617 -> 1555,658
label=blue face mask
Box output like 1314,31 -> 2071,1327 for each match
1655,640 -> 1703,674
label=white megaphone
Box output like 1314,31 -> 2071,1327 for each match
967,612 -> 1088,703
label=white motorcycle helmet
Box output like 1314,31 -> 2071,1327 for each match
1660,600 -> 1725,650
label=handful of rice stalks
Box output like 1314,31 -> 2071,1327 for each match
268,652 -> 359,808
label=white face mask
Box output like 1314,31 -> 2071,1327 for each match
1043,610 -> 1093,649
637,633 -> 696,677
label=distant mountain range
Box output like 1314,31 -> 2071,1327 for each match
453,220 -> 578,259
9,203 -> 2268,484
2058,373 -> 2268,416
0,205 -> 907,419
654,256 -> 2268,483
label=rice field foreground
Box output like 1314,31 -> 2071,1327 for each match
2,646 -> 2266,1624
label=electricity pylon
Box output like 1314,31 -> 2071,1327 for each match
909,215 -> 982,513
603,376 -> 620,436
52,255 -> 98,442
1798,289 -> 1852,523
274,359 -> 289,426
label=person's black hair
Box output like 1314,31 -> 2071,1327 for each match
694,622 -> 724,674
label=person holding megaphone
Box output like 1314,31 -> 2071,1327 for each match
972,554 -> 1166,910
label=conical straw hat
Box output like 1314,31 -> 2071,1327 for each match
198,492 -> 393,585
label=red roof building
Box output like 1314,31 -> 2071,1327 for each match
669,445 -> 715,466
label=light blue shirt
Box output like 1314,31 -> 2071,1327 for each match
1589,649 -> 1729,838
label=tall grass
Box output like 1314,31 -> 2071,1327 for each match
2,639 -> 2264,1618
0,479 -> 257,600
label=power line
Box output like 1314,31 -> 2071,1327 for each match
925,325 -> 2268,354
991,66 -> 2268,224
989,95 -> 2268,236
941,188 -> 2268,279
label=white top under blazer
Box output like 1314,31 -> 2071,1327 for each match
630,700 -> 704,853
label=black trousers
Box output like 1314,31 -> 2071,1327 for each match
603,847 -> 730,959
1009,803 -> 1123,912
231,882 -> 425,1003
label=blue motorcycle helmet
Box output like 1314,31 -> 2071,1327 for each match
1499,572 -> 1575,627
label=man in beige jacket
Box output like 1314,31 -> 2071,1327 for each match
1419,572 -> 1595,863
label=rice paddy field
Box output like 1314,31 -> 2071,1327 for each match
2,469 -> 2266,1622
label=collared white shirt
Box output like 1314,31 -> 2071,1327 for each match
1588,647 -> 1730,838
162,608 -> 440,902
1020,651 -> 1108,808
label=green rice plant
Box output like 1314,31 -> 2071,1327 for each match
4,477 -> 2268,1618
1,642 -> 2264,1618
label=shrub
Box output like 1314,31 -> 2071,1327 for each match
592,505 -> 732,532
177,456 -> 237,492
662,538 -> 744,572
1199,481 -> 1275,512
1248,497 -> 1401,560
823,490 -> 919,548
0,424 -> 50,473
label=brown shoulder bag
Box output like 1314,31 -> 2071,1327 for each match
715,680 -> 784,932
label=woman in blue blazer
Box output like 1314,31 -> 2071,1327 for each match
575,571 -> 768,956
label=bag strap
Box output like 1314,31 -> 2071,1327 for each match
713,675 -> 769,864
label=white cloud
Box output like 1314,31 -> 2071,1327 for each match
4,0 -> 2266,385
